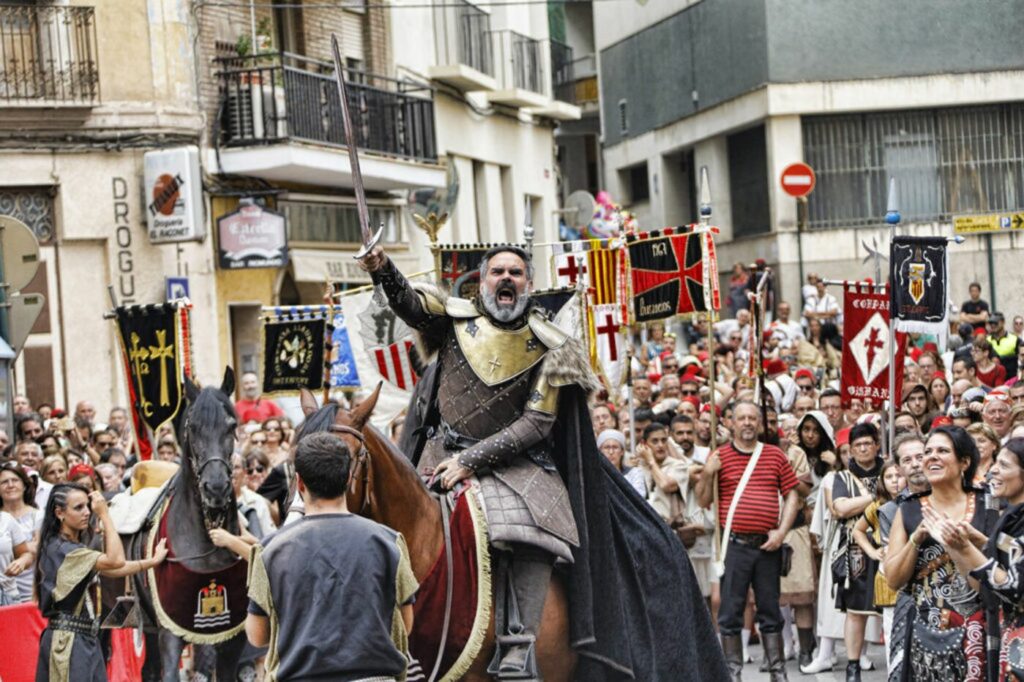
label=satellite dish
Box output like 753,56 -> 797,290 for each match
407,163 -> 460,244
560,190 -> 596,231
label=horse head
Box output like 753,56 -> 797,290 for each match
181,367 -> 238,529
298,383 -> 382,514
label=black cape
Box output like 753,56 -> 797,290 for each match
401,362 -> 727,681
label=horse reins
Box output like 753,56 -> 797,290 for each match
164,431 -> 238,564
331,424 -> 374,515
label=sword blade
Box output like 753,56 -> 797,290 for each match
331,33 -> 372,246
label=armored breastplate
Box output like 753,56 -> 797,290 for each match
436,315 -> 547,440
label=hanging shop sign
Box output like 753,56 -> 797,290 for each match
217,200 -> 288,270
143,146 -> 205,243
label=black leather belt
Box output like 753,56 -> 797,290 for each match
50,612 -> 100,638
438,419 -> 480,452
729,532 -> 769,547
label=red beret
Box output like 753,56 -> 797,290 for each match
68,464 -> 95,480
700,403 -> 721,417
930,415 -> 953,429
680,395 -> 701,409
794,368 -> 815,382
764,358 -> 788,376
680,367 -> 703,383
922,342 -> 939,353
835,427 -> 851,447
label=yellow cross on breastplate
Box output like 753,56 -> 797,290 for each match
453,315 -> 546,386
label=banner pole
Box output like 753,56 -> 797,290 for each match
322,277 -> 334,405
885,177 -> 900,458
627,342 -> 636,457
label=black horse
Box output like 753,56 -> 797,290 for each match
105,368 -> 246,681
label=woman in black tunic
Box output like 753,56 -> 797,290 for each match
884,426 -> 997,682
934,437 -> 1024,681
35,483 -> 167,681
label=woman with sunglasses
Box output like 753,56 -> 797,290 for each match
244,449 -> 271,492
261,418 -> 288,467
35,483 -> 167,681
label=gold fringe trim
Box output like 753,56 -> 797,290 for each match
146,498 -> 246,645
440,490 -> 492,682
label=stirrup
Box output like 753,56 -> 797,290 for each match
487,633 -> 539,680
102,594 -> 144,629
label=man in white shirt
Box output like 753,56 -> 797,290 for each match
770,302 -> 805,349
802,280 -> 840,329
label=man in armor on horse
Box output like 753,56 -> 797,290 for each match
362,244 -> 582,678
361,244 -> 726,681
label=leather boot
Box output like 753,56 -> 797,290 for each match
720,635 -> 744,682
489,548 -> 552,680
763,632 -> 788,681
797,628 -> 816,668
845,660 -> 861,682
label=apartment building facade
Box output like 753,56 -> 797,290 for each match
596,0 -> 1024,309
0,0 -> 571,412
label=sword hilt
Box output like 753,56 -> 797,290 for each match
354,223 -> 386,261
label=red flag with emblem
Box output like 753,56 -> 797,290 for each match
841,283 -> 908,408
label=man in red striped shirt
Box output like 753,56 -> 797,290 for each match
696,401 -> 800,681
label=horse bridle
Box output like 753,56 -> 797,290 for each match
330,424 -> 373,515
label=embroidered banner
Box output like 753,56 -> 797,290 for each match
329,312 -> 362,388
114,304 -> 184,432
261,315 -> 326,394
339,289 -> 419,429
589,302 -> 627,390
626,231 -> 719,323
841,284 -> 908,408
890,236 -> 948,335
149,503 -> 247,643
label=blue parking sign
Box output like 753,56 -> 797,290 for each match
166,276 -> 190,302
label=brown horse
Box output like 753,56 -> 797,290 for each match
298,386 -> 577,681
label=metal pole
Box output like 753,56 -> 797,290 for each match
885,178 -> 900,458
627,342 -> 636,457
796,197 -> 807,299
698,165 -> 718,454
985,233 -> 997,311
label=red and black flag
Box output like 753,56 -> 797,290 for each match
626,230 -> 719,323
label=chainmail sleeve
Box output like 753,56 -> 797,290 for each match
371,257 -> 442,330
456,407 -> 557,472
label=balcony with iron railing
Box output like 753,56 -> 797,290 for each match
429,0 -> 495,91
557,53 -> 598,112
0,5 -> 99,106
214,53 -> 444,191
489,29 -> 546,108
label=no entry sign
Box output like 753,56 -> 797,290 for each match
780,162 -> 816,198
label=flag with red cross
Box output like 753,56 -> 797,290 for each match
589,302 -> 627,390
626,232 -> 718,323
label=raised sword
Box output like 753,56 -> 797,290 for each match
331,34 -> 384,260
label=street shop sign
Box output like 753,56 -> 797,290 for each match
218,201 -> 288,269
144,147 -> 205,243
